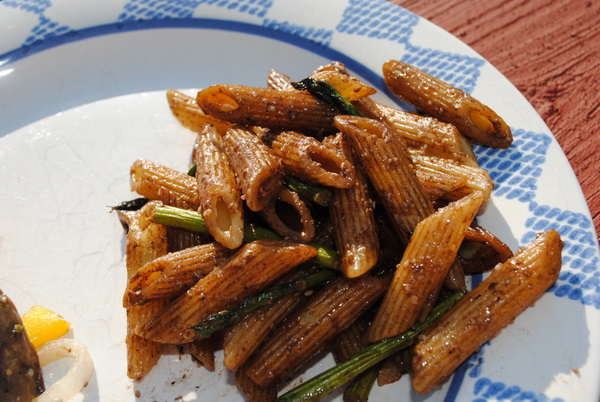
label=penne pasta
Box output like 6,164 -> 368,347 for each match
412,229 -> 563,394
334,114 -> 467,292
196,84 -> 338,136
222,266 -> 315,371
194,126 -> 245,249
383,60 -> 513,149
221,125 -> 284,212
267,69 -> 295,92
166,89 -> 232,135
376,103 -> 479,168
136,239 -> 317,344
325,133 -> 379,278
269,130 -> 355,188
116,60 -> 563,398
165,226 -> 209,252
125,242 -> 233,306
246,274 -> 390,388
311,68 -> 377,101
460,224 -> 514,273
130,159 -> 199,210
236,361 -> 277,402
258,187 -> 315,243
120,201 -> 168,380
410,153 -> 494,202
190,338 -> 216,371
365,191 -> 486,343
334,115 -> 435,246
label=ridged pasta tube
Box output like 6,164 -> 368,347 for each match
383,60 -> 513,149
334,115 -> 435,246
121,201 -> 168,380
130,159 -> 199,210
221,125 -> 284,212
365,191 -> 486,343
270,130 -> 356,188
196,84 -> 338,136
166,89 -> 232,135
136,239 -> 317,344
246,274 -> 390,388
194,126 -> 245,249
258,187 -> 315,243
412,229 -> 563,393
125,242 -> 233,306
326,133 -> 379,278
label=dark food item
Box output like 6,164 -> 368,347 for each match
0,289 -> 45,401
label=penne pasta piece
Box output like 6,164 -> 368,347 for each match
166,226 -> 209,252
194,127 -> 245,249
460,224 -> 514,274
121,201 -> 168,380
382,60 -> 513,149
258,187 -> 315,243
125,242 -> 233,306
334,115 -> 435,246
246,274 -> 390,388
412,229 -> 563,394
166,89 -> 232,135
190,338 -> 215,372
311,68 -> 377,101
130,159 -> 199,210
222,266 -> 315,371
325,133 -> 379,278
334,114 -> 467,291
377,348 -> 411,386
267,69 -> 295,91
221,125 -> 284,212
269,130 -> 355,188
196,84 -> 338,136
376,103 -> 479,168
365,191 -> 486,343
330,315 -> 370,364
236,361 -> 277,402
410,153 -> 494,202
136,239 -> 317,344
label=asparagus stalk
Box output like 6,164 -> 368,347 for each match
193,269 -> 337,338
343,364 -> 380,402
292,78 -> 363,117
284,175 -> 333,207
111,197 -> 149,211
150,205 -> 338,269
277,291 -> 465,402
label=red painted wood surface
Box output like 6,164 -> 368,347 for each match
392,0 -> 600,239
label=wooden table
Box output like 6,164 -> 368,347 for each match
393,0 -> 599,239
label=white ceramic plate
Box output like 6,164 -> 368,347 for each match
1,1 -> 599,401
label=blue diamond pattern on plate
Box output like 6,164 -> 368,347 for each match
264,18 -> 334,47
474,132 -> 600,310
3,0 -> 72,47
336,0 -> 418,43
118,0 -> 204,21
401,44 -> 484,93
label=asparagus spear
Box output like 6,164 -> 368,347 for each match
150,205 -> 338,269
292,78 -> 363,117
342,364 -> 380,402
193,269 -> 337,338
284,175 -> 333,207
277,291 -> 465,402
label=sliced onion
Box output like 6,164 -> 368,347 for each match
36,338 -> 94,402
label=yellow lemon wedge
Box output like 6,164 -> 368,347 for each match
21,305 -> 70,348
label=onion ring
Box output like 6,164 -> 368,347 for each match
36,338 -> 94,402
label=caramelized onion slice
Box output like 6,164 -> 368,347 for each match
37,338 -> 94,402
